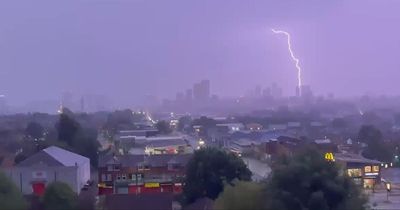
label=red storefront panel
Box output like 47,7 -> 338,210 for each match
142,187 -> 161,193
128,185 -> 143,194
32,183 -> 45,196
173,183 -> 183,194
160,184 -> 173,193
98,187 -> 113,195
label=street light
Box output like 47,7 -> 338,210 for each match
386,182 -> 391,202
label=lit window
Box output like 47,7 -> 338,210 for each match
373,166 -> 379,172
365,166 -> 372,173
347,169 -> 362,177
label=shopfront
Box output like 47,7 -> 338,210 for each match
335,153 -> 381,188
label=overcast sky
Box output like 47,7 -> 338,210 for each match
1,0 -> 400,106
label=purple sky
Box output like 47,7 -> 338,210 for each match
1,0 -> 400,106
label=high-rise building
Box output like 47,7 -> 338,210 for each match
300,85 -> 314,102
270,83 -> 283,99
185,89 -> 193,102
176,92 -> 184,102
193,80 -> 210,102
0,95 -> 7,114
295,86 -> 300,97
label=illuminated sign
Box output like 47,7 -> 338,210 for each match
365,172 -> 379,176
145,183 -> 160,188
32,171 -> 47,179
325,153 -> 335,162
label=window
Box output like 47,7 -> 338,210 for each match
373,166 -> 379,172
101,174 -> 106,182
347,169 -> 362,177
107,174 -> 112,181
107,164 -> 121,171
122,174 -> 127,180
364,166 -> 372,173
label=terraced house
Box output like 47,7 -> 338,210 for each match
98,153 -> 192,195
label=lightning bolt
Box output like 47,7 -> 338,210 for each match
271,29 -> 302,94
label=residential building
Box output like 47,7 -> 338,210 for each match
98,154 -> 192,195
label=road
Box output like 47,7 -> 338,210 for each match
368,190 -> 400,210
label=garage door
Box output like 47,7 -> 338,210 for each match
116,187 -> 128,194
32,183 -> 45,196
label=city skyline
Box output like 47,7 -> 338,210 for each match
2,0 -> 400,107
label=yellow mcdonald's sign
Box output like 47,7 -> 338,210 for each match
325,153 -> 335,161
145,183 -> 160,188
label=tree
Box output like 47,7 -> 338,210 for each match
183,147 -> 251,204
56,112 -> 99,166
358,125 -> 392,162
191,116 -> 217,136
0,171 -> 27,210
56,113 -> 79,146
214,181 -> 264,210
177,116 -> 192,132
42,182 -> 78,210
263,147 -> 367,210
156,120 -> 172,134
25,122 -> 44,140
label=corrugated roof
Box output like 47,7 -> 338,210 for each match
17,151 -> 64,167
43,146 -> 89,166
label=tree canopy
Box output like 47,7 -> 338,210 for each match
155,120 -> 172,134
177,116 -> 192,132
358,125 -> 392,162
183,147 -> 251,204
25,121 -> 44,140
0,171 -> 27,210
214,181 -> 264,210
264,148 -> 367,210
42,182 -> 78,210
56,112 -> 100,166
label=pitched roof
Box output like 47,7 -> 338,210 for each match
335,153 -> 381,164
105,193 -> 173,210
17,146 -> 89,167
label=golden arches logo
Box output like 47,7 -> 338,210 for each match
325,153 -> 335,161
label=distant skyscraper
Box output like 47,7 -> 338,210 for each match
185,89 -> 193,102
80,97 -> 85,112
262,87 -> 271,97
295,86 -> 300,97
0,95 -> 7,114
270,83 -> 283,99
255,85 -> 262,97
300,85 -> 313,102
193,80 -> 210,102
176,92 -> 184,102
